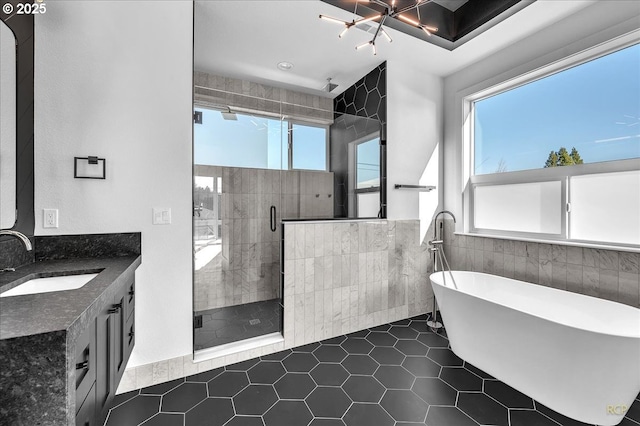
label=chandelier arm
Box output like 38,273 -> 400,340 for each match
391,0 -> 433,17
371,14 -> 388,43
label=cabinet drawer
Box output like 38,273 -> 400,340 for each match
75,319 -> 96,413
76,382 -> 96,426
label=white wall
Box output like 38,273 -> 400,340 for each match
443,1 -> 640,227
386,61 -> 442,241
34,1 -> 193,367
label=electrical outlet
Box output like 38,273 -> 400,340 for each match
43,209 -> 58,228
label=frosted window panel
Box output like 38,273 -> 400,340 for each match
475,181 -> 562,234
357,192 -> 380,218
570,171 -> 640,245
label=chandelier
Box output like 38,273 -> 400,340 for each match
320,0 -> 438,55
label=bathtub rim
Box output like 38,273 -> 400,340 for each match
429,270 -> 640,339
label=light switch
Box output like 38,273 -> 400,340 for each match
152,208 -> 171,225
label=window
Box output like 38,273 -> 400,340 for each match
355,136 -> 381,217
465,40 -> 640,247
194,107 -> 328,171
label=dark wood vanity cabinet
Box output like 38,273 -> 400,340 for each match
77,278 -> 136,426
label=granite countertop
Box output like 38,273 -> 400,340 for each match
0,256 -> 141,340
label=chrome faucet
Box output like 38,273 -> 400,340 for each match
0,230 -> 33,251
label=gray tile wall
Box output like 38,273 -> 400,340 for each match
194,72 -> 333,123
282,220 -> 435,348
440,219 -> 640,308
194,166 -> 334,312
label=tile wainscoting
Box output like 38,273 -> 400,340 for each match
440,219 -> 640,308
119,219 -> 436,393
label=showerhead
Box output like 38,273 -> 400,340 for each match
221,111 -> 237,120
322,78 -> 338,93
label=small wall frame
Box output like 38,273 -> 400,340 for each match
74,156 -> 106,179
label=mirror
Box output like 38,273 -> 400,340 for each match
0,21 -> 16,229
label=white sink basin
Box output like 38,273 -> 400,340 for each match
0,273 -> 99,298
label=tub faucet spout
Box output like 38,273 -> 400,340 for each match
0,230 -> 33,251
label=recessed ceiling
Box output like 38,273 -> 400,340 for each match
432,0 -> 469,12
194,1 -> 593,98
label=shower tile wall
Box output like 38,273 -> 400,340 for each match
194,165 -> 334,312
440,218 -> 640,308
282,220 -> 434,349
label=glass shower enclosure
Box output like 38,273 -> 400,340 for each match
193,107 -> 286,351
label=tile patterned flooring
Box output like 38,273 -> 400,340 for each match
107,314 -> 640,426
194,299 -> 282,350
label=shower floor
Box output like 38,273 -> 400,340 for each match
194,299 -> 282,350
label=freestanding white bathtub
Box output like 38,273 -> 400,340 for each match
430,271 -> 640,426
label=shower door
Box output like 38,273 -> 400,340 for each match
193,107 -> 285,351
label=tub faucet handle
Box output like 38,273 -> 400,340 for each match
429,239 -> 443,246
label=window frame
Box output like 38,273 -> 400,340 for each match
352,133 -> 381,218
463,34 -> 640,248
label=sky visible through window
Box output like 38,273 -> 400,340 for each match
474,43 -> 640,175
357,137 -> 380,188
194,108 -> 326,171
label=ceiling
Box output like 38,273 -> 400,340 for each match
194,0 -> 593,99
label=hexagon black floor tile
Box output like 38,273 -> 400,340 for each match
224,416 -> 265,426
305,386 -> 351,418
247,361 -> 286,384
282,352 -> 319,372
417,332 -> 449,348
484,380 -> 534,409
343,403 -> 394,426
440,367 -> 483,391
309,419 -> 345,426
402,356 -> 441,377
207,371 -> 249,397
370,346 -> 405,365
340,337 -> 374,354
340,354 -> 379,375
374,365 -> 415,389
342,375 -> 385,402
366,331 -> 398,346
310,363 -> 349,386
535,402 -> 594,426
313,344 -> 348,362
510,409 -> 561,426
425,406 -> 478,426
161,382 -> 208,412
140,413 -> 184,426
388,326 -> 419,339
106,320 -> 640,426
380,389 -> 429,423
457,392 -> 509,426
106,395 -> 161,426
263,400 -> 313,426
185,398 -> 234,426
274,372 -> 316,399
412,377 -> 457,406
427,347 -> 464,366
395,340 -> 429,356
233,384 -> 278,415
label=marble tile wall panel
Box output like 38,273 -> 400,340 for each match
441,218 -> 640,308
194,166 -> 334,312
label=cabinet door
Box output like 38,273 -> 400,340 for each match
113,282 -> 128,386
75,319 -> 96,414
75,383 -> 96,426
95,302 -> 114,426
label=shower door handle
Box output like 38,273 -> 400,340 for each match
270,206 -> 276,232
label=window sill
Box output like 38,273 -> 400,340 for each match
454,232 -> 640,254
